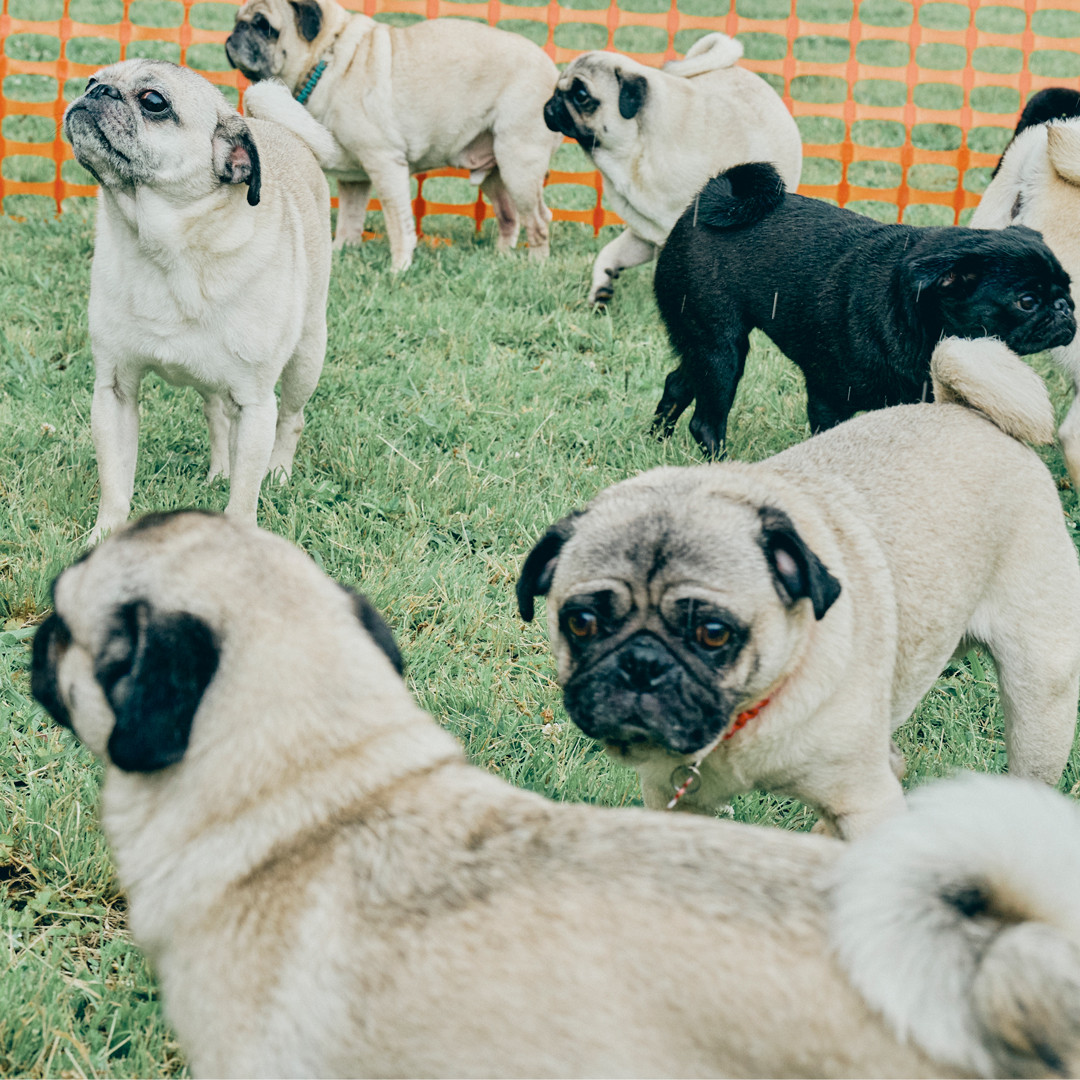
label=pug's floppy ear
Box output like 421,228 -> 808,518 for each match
31,612 -> 74,730
905,252 -> 984,298
617,71 -> 648,121
213,114 -> 262,206
517,512 -> 584,622
290,0 -> 323,42
758,506 -> 841,621
96,601 -> 220,773
340,584 -> 405,676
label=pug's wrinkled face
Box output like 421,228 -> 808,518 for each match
63,59 -> 261,204
543,54 -> 649,157
517,470 -> 841,758
226,0 -> 325,87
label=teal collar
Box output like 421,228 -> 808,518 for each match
295,59 -> 328,105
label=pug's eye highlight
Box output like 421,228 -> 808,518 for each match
252,13 -> 278,37
138,90 -> 168,114
696,621 -> 730,649
1018,293 -> 1038,311
567,611 -> 598,638
571,82 -> 591,107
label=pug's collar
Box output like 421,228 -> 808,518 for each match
665,690 -> 778,810
295,59 -> 327,104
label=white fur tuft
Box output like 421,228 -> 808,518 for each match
930,336 -> 1056,443
831,774 -> 1080,1077
242,80 -> 349,170
662,33 -> 743,77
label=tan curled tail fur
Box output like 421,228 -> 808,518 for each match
930,336 -> 1056,444
830,774 -> 1080,1078
661,33 -> 743,77
242,80 -> 350,171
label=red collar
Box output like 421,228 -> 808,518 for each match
665,694 -> 773,810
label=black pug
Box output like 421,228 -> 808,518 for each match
652,161 -> 1076,456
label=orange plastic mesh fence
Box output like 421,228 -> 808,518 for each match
2,0 -> 1079,231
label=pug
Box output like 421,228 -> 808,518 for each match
543,34 -> 802,305
519,337 -> 1080,840
972,112 -> 1080,493
226,0 -> 562,272
31,510 -> 1080,1078
653,161 -> 1076,456
992,86 -> 1080,177
64,64 -> 331,544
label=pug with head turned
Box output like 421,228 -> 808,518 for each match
519,338 -> 1080,839
543,34 -> 802,305
226,0 -> 562,271
64,62 -> 331,543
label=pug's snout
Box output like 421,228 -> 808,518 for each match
86,83 -> 122,101
618,638 -> 674,691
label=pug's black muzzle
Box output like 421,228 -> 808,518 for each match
563,632 -> 731,755
1007,298 -> 1077,354
544,94 -> 596,150
225,23 -> 273,80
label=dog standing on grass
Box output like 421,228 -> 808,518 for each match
543,34 -> 802,305
65,62 -> 332,543
519,337 -> 1080,840
31,510 -> 1080,1078
226,0 -> 562,270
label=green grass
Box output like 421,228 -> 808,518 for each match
0,209 -> 1078,1076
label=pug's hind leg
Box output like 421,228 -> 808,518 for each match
1057,381 -> 1080,492
333,181 -> 372,251
479,170 -> 521,254
589,229 -> 656,306
202,393 -> 231,482
223,394 -> 277,524
653,367 -> 695,438
686,336 -> 747,458
89,372 -> 142,545
267,339 -> 324,483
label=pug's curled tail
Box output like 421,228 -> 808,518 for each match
242,80 -> 351,171
662,32 -> 743,77
831,774 -> 1080,1079
930,336 -> 1055,443
693,162 -> 787,231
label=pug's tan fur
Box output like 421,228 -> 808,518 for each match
521,338 -> 1080,839
228,0 -> 561,271
33,512 -> 1080,1078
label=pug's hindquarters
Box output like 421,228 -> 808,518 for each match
66,60 -> 331,543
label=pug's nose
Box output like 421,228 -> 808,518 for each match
618,641 -> 672,691
1055,297 -> 1072,313
86,83 -> 122,101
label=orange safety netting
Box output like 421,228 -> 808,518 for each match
1,0 -> 1079,231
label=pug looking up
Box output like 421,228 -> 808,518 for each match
652,161 -> 1076,456
519,338 -> 1080,839
64,64 -> 331,543
226,0 -> 562,271
30,510 -> 1080,1078
543,34 -> 802,305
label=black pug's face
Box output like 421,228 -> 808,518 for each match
517,481 -> 841,759
226,0 -> 324,84
544,57 -> 649,156
912,225 -> 1076,355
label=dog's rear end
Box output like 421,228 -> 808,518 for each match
832,774 -> 1080,1079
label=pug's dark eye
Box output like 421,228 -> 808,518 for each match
696,621 -> 731,649
1017,293 -> 1038,312
567,611 -> 598,638
138,90 -> 169,114
571,82 -> 592,108
252,13 -> 279,38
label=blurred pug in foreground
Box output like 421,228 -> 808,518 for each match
973,101 -> 1080,491
519,338 -> 1080,840
31,510 -> 1080,1078
64,62 -> 331,544
543,34 -> 801,305
226,0 -> 562,270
